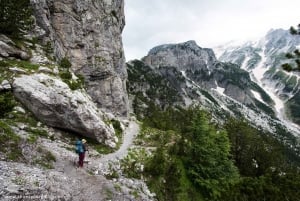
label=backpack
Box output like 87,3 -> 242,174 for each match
75,140 -> 83,154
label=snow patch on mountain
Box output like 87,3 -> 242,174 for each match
251,90 -> 267,105
251,48 -> 267,83
213,81 -> 225,95
241,55 -> 251,70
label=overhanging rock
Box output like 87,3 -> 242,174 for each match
13,73 -> 117,148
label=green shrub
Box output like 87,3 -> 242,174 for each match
111,119 -> 122,138
0,0 -> 33,38
59,71 -> 72,80
26,127 -> 49,139
0,120 -> 23,161
59,57 -> 71,69
0,92 -> 17,118
59,71 -> 85,90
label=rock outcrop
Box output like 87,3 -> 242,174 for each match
144,40 -> 216,72
13,73 -> 117,148
30,0 -> 129,116
0,34 -> 30,60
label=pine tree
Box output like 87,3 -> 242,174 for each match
185,110 -> 238,200
282,24 -> 300,72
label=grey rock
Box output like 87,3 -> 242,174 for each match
31,0 -> 129,117
0,39 -> 30,60
0,34 -> 15,45
9,67 -> 27,74
14,106 -> 26,114
5,184 -> 20,194
13,73 -> 117,147
0,80 -> 11,91
38,66 -> 53,74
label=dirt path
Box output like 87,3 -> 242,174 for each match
43,120 -> 141,200
99,121 -> 140,163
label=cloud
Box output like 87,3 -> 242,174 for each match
123,0 -> 300,61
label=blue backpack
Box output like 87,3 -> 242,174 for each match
75,140 -> 83,154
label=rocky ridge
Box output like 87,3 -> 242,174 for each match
215,28 -> 300,126
140,40 -> 274,112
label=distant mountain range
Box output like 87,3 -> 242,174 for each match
127,29 -> 300,151
214,28 -> 300,126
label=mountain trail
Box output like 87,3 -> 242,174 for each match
99,120 -> 140,163
45,120 -> 141,200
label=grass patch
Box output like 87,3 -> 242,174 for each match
0,120 -> 23,161
25,127 -> 48,138
6,109 -> 38,127
34,147 -> 56,169
90,142 -> 113,154
2,59 -> 39,70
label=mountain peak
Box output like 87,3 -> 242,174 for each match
148,40 -> 201,55
144,40 -> 216,70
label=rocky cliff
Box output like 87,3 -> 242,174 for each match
31,0 -> 129,116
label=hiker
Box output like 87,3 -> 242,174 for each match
76,138 -> 87,168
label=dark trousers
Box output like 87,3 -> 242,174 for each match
78,153 -> 85,167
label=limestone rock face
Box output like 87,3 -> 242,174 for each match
143,40 -> 217,71
0,34 -> 30,60
142,40 -> 256,103
13,73 -> 117,148
31,0 -> 129,116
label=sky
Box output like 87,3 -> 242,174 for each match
122,0 -> 300,61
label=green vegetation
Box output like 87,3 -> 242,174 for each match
0,0 -> 33,38
222,118 -> 300,200
0,120 -> 23,161
216,62 -> 251,90
34,147 -> 56,169
111,119 -> 122,139
121,148 -> 149,179
125,107 -> 239,201
126,95 -> 300,201
282,25 -> 300,72
59,71 -> 85,90
286,92 -> 300,125
57,57 -> 85,90
0,59 -> 39,71
89,140 -> 114,154
59,57 -> 72,69
200,89 -> 219,105
127,60 -> 183,110
0,92 -> 17,118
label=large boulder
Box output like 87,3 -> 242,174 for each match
13,73 -> 117,148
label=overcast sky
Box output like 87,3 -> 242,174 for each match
122,0 -> 300,61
